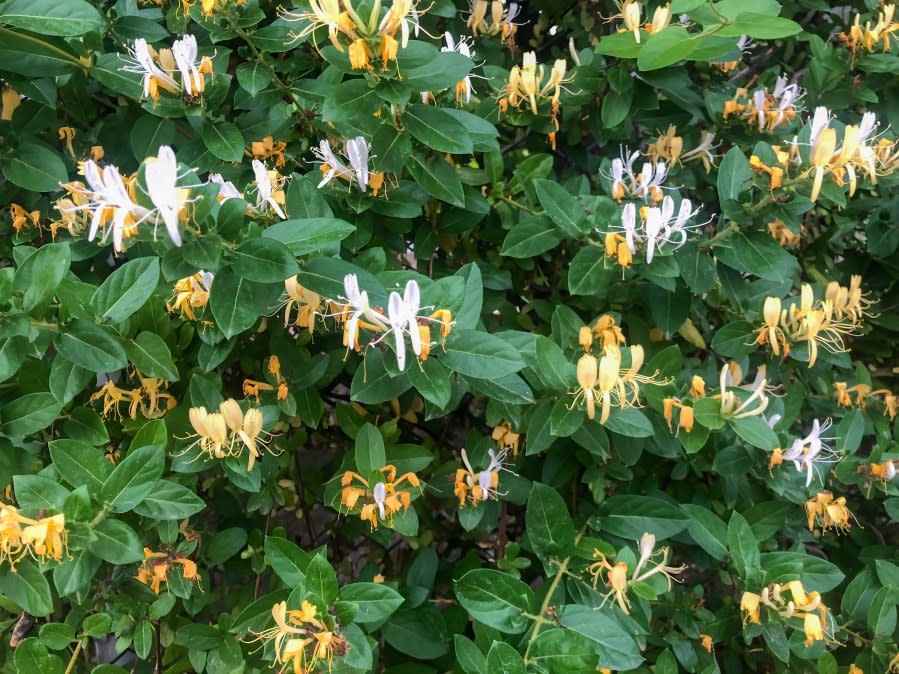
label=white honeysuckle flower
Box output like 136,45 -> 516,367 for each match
172,35 -> 203,96
79,160 -> 144,253
770,75 -> 804,129
373,481 -> 388,519
251,159 -> 287,219
384,280 -> 423,370
620,202 -> 640,254
442,33 -> 477,103
208,173 -> 242,201
808,106 -> 833,149
780,418 -> 840,486
312,139 -> 353,188
123,38 -> 178,100
345,137 -> 370,192
144,145 -> 184,246
857,111 -> 878,143
342,274 -> 388,353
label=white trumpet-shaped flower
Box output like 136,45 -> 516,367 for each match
252,159 -> 287,219
778,418 -> 840,486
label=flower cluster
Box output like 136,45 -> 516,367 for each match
122,35 -> 213,102
723,75 -> 804,132
570,334 -> 667,424
312,136 -> 385,194
9,203 -> 40,234
454,448 -> 511,508
756,280 -> 872,367
243,356 -> 289,402
492,421 -> 521,456
0,503 -> 68,569
168,271 -> 214,320
498,52 -> 571,148
646,125 -> 719,172
135,547 -> 199,594
604,197 -> 700,268
338,275 -> 454,371
838,4 -> 898,58
769,418 -> 840,486
740,580 -> 830,646
249,136 -> 288,168
715,363 -> 771,419
606,1 -> 672,43
91,371 -> 177,421
834,381 -> 897,420
182,399 -> 274,471
285,0 -> 424,70
587,533 -> 686,614
606,148 -> 669,204
467,0 -> 522,45
250,601 -> 347,673
340,465 -> 420,528
252,159 -> 288,219
60,145 -> 190,253
805,491 -> 855,534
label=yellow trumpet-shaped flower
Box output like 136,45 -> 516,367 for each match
340,465 -> 420,528
181,399 -> 275,471
0,502 -> 69,569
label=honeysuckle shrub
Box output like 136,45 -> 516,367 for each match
0,0 -> 898,671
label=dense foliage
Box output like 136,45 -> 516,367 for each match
1,0 -> 898,671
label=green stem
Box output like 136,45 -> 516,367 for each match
30,320 -> 59,333
496,195 -> 544,217
89,508 -> 108,528
701,221 -> 739,250
523,529 -> 585,662
64,639 -> 83,674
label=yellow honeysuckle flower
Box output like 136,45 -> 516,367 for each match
1,87 -> 21,121
136,547 -> 200,594
168,271 -> 213,320
0,502 -> 69,569
9,204 -> 41,234
181,399 -> 275,471
340,465 -> 420,528
805,491 -> 855,534
739,591 -> 761,623
492,421 -> 521,456
454,448 -> 512,507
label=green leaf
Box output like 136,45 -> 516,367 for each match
717,146 -> 751,204
501,218 -> 561,258
0,560 -> 54,616
132,479 -> 206,520
485,641 -> 526,673
526,483 -> 576,566
727,511 -> 760,580
264,536 -> 311,587
468,373 -> 535,405
760,621 -> 790,664
383,605 -> 449,659
529,628 -> 598,673
867,586 -> 897,637
713,14 -> 802,39
13,475 -> 69,512
714,232 -> 799,282
230,238 -> 298,283
206,527 -> 248,565
134,621 -> 154,660
124,332 -> 179,381
603,407 -> 654,437
49,357 -> 92,405
61,407 -> 108,446
0,0 -> 104,36
402,51 -> 472,91
236,61 -> 273,96
89,519 -> 145,564
2,143 -> 68,191
55,320 -> 128,373
534,180 -> 588,237
729,416 -> 778,450
454,569 -> 535,634
2,393 -> 62,437
443,329 -> 525,379
338,582 -> 405,623
208,267 -> 282,339
351,349 -> 412,404
648,283 -> 691,333
407,358 -> 453,408
53,547 -> 101,598
594,32 -> 642,58
91,51 -> 143,98
13,638 -> 64,674
598,495 -> 688,539
262,218 -> 355,257
49,439 -> 111,494
532,336 -> 576,391
711,320 -> 757,358
39,623 -> 76,650
568,246 -> 611,296
403,105 -> 473,154
306,554 -> 338,603
14,242 -> 71,312
202,121 -> 245,161
0,336 -> 28,383
455,635 -> 487,674
100,444 -> 165,513
760,552 -> 845,592
406,153 -> 465,207
559,605 -> 644,671
681,504 -> 728,560
637,26 -> 696,70
355,423 -> 386,475
91,257 -> 160,323
0,28 -> 81,77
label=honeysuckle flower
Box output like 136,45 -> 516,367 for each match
282,276 -> 324,331
805,490 -> 855,533
340,465 -> 420,528
838,4 -> 899,58
340,273 -> 388,352
283,0 -> 361,52
716,364 -> 769,418
9,203 -> 40,234
593,315 -> 626,349
171,35 -> 213,96
251,159 -> 287,219
168,271 -> 213,320
825,274 -> 875,322
499,51 -> 572,118
208,173 -> 242,201
144,145 -> 188,246
723,75 -> 804,132
770,418 -> 840,486
123,38 -> 179,101
680,131 -> 720,172
378,0 -> 420,54
454,448 -> 512,507
76,160 -> 143,253
767,219 -> 802,247
249,600 -> 346,674
312,137 -> 384,194
606,196 -> 699,266
492,421 -> 521,455
442,33 -> 477,104
587,532 -> 685,614
755,296 -> 789,357
249,136 -> 288,168
646,4 -> 672,35
740,591 -> 762,623
467,0 -> 523,43
181,399 -> 274,471
1,86 -> 21,121
0,502 -> 69,569
606,148 -> 669,203
663,397 -> 694,434
136,548 -> 199,594
647,125 -> 683,165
